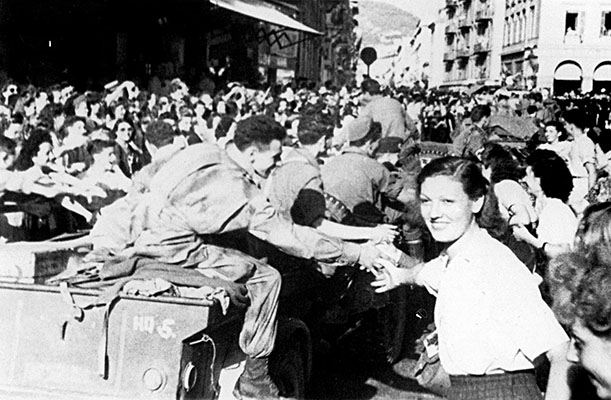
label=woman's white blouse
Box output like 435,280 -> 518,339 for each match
418,228 -> 568,376
536,197 -> 578,247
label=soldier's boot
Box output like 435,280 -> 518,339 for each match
233,356 -> 279,400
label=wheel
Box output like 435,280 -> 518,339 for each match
269,340 -> 306,399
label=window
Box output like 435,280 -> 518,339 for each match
529,6 -> 536,39
522,10 -> 527,41
512,15 -> 518,43
565,12 -> 577,32
602,12 -> 611,36
564,11 -> 583,44
506,18 -> 511,45
533,6 -> 539,38
504,18 -> 510,46
525,9 -> 531,39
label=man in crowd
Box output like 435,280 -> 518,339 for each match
267,114 -> 397,256
529,91 -> 556,124
321,116 -> 390,226
359,78 -> 413,141
564,108 -> 597,215
452,104 -> 492,159
88,115 -> 381,400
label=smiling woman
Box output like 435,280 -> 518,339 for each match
416,157 -> 486,246
372,156 -> 571,400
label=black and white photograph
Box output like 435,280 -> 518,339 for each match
0,0 -> 610,399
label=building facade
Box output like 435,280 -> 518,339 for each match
320,0 -> 358,87
0,0 -> 328,90
390,1 -> 446,90
442,0 -> 505,87
392,22 -> 435,89
503,0 -> 611,95
500,0 -> 540,90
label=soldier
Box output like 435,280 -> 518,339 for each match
87,116 -> 382,400
452,104 -> 492,159
359,79 -> 413,140
321,116 -> 391,226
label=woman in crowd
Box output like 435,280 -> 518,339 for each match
542,201 -> 611,399
105,101 -> 127,130
13,128 -> 103,229
513,149 -> 578,259
480,143 -> 537,228
55,116 -> 89,173
548,249 -> 611,399
78,139 -> 131,220
537,121 -> 571,165
111,119 -> 142,177
81,140 -> 131,192
573,201 -> 611,264
371,156 -> 571,400
477,144 -> 539,269
192,100 -> 214,143
14,128 -> 55,173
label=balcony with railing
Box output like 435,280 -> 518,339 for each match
473,39 -> 491,53
445,22 -> 457,34
444,49 -> 457,61
475,7 -> 493,22
456,47 -> 471,58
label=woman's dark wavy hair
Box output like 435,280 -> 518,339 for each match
111,119 -> 135,141
479,143 -> 525,184
416,157 -> 504,236
526,149 -> 573,202
544,120 -> 568,142
417,156 -> 488,201
14,127 -> 52,171
549,253 -> 611,339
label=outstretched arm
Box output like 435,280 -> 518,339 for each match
370,254 -> 425,293
314,218 -> 398,243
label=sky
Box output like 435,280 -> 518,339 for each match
364,0 -> 439,23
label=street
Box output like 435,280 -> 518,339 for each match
308,350 -> 443,399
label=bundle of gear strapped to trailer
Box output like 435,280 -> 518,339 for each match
0,234 -> 310,400
0,239 -> 252,400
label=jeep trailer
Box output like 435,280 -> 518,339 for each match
0,254 -> 311,400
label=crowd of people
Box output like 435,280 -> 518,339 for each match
0,73 -> 610,400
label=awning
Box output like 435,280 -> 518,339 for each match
554,62 -> 582,81
594,63 -> 611,81
209,0 -> 322,35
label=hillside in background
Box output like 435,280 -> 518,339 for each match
357,0 -> 419,49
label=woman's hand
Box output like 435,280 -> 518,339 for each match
368,224 -> 399,243
512,223 -> 536,244
370,258 -> 407,293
